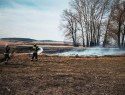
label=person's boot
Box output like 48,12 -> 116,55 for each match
35,59 -> 37,61
31,59 -> 33,61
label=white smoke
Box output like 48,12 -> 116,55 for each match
56,48 -> 125,56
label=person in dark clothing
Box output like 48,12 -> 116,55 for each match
4,44 -> 10,64
31,44 -> 39,61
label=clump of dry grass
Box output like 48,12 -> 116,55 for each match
75,54 -> 79,58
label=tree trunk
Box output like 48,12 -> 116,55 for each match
72,33 -> 76,46
121,25 -> 125,48
124,25 -> 125,48
97,30 -> 100,46
90,26 -> 94,47
86,33 -> 89,47
118,22 -> 121,48
103,39 -> 106,47
121,35 -> 124,48
81,27 -> 85,47
103,31 -> 107,48
103,17 -> 110,48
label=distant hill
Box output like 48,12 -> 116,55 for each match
39,40 -> 62,42
0,40 -> 24,46
1,38 -> 36,42
0,38 -> 63,42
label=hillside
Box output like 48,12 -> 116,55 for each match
39,40 -> 60,42
1,38 -> 63,43
1,38 -> 36,42
0,40 -> 24,46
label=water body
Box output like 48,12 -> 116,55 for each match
56,48 -> 125,56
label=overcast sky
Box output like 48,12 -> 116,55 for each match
0,0 -> 70,41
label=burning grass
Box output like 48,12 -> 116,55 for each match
0,54 -> 125,95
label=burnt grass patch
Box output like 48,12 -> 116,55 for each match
0,54 -> 125,95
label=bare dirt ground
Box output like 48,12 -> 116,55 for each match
0,54 -> 125,95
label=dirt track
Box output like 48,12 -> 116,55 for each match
0,54 -> 125,95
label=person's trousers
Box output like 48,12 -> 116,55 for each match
31,53 -> 37,60
4,54 -> 9,63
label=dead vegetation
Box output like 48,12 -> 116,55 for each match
0,40 -> 24,46
0,54 -> 125,95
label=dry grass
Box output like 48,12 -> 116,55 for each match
0,40 -> 24,46
0,54 -> 125,95
31,41 -> 65,44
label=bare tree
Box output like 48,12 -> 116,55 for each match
110,0 -> 125,48
60,10 -> 79,46
103,17 -> 110,47
60,0 -> 125,48
69,0 -> 86,46
69,0 -> 111,47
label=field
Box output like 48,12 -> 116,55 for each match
0,40 -> 24,46
0,54 -> 125,95
0,40 -> 125,94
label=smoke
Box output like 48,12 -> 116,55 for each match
56,48 -> 125,56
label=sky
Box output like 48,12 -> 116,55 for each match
0,0 -> 70,41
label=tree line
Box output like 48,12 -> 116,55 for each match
60,0 -> 125,48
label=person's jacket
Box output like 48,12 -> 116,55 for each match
4,46 -> 10,54
33,46 -> 39,53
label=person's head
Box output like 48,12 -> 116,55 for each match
34,44 -> 36,46
5,44 -> 8,47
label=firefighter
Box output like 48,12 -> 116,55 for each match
31,44 -> 39,61
4,44 -> 10,64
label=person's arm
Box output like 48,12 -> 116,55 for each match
9,47 -> 10,53
4,48 -> 5,55
37,46 -> 39,51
